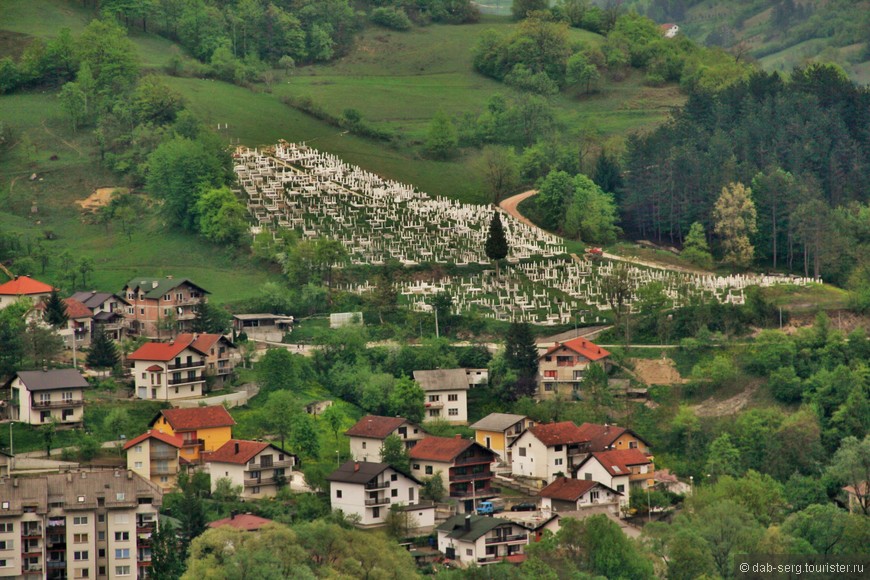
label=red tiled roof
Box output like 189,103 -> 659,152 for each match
505,554 -> 527,564
208,514 -> 274,531
145,365 -> 163,372
176,333 -> 226,354
345,415 -> 408,439
541,337 -> 611,362
573,423 -> 650,452
156,406 -> 235,431
0,275 -> 54,296
123,430 -> 183,450
62,298 -> 92,319
409,436 -> 480,462
526,422 -> 589,447
128,336 -> 206,362
205,439 -> 271,465
539,477 -> 617,501
589,449 -> 652,477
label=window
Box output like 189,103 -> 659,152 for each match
160,476 -> 168,483
391,489 -> 398,497
336,490 -> 342,499
115,565 -> 131,576
115,548 -> 130,559
134,445 -> 143,453
77,495 -> 86,503
428,409 -> 440,417
545,383 -> 553,391
98,549 -> 105,558
0,540 -> 12,550
98,531 -> 105,541
74,516 -> 88,525
425,466 -> 433,475
518,448 -> 526,457
590,490 -> 599,501
372,507 -> 380,518
428,395 -> 440,402
99,567 -> 106,576
0,560 -> 7,568
554,445 -> 563,452
361,441 -> 366,449
252,486 -> 260,494
134,461 -> 143,469
409,487 -> 415,501
74,550 -> 89,561
141,373 -> 146,379
98,515 -> 105,523
448,408 -> 458,416
74,533 -> 88,543
0,523 -> 12,533
555,458 -> 563,466
140,308 -> 144,315
584,473 -> 591,480
466,549 -> 473,556
448,394 -> 458,401
412,464 -> 420,470
629,441 -> 638,449
116,493 -> 125,501
75,568 -> 89,578
114,532 -> 129,541
616,484 -> 625,493
545,356 -> 552,362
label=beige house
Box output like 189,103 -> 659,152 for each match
539,477 -> 622,514
537,337 -> 611,399
128,336 -> 208,401
204,440 -> 296,499
2,369 -> 88,426
124,430 -> 184,491
436,514 -> 529,566
413,369 -> 470,424
186,333 -> 239,389
345,415 -> 425,462
0,469 -> 162,579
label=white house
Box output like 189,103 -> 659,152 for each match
0,275 -> 54,310
326,461 -> 434,529
574,449 -> 655,504
509,422 -> 591,484
1,368 -> 88,426
345,415 -> 425,462
413,369 -> 470,424
204,439 -> 297,499
660,23 -> 680,38
127,336 -> 208,400
539,477 -> 622,513
436,514 -> 529,566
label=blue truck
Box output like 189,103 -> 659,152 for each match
475,500 -> 504,516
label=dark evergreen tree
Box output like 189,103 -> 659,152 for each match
593,151 -> 623,195
484,211 -> 509,274
150,520 -> 185,580
191,297 -> 228,334
504,322 -> 539,399
43,288 -> 68,328
86,326 -> 119,369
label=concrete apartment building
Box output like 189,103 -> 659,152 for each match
121,277 -> 209,338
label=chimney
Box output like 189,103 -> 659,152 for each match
152,281 -> 158,289
464,515 -> 472,531
353,462 -> 359,472
454,434 -> 462,439
234,442 -> 240,454
230,510 -> 238,520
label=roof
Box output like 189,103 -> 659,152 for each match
345,415 -> 409,439
327,460 -> 421,485
70,291 -> 129,309
0,275 -> 54,296
11,369 -> 88,392
154,406 -> 236,431
582,449 -> 652,477
522,422 -> 589,447
175,333 -> 234,353
145,364 -> 163,372
409,436 -> 491,463
123,430 -> 183,450
62,298 -> 93,319
436,514 -> 514,542
124,277 -> 209,300
412,369 -> 470,392
205,439 -> 274,465
469,413 -> 528,433
575,423 -> 650,452
539,477 -> 621,501
232,313 -> 294,321
208,514 -> 274,531
128,336 -> 206,362
541,337 -> 611,362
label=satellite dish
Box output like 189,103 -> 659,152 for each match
177,307 -> 183,315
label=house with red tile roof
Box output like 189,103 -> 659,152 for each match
345,415 -> 425,462
409,436 -> 498,513
149,405 -> 235,463
208,513 -> 275,531
537,337 -> 611,399
128,335 -> 208,401
70,290 -> 131,341
178,333 -> 239,388
0,275 -> 54,309
539,477 -> 622,513
574,449 -> 655,502
575,423 -> 651,453
121,276 -> 209,338
204,439 -> 297,499
124,430 -> 184,490
509,422 -> 591,484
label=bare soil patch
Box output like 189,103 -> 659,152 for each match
692,383 -> 760,417
76,187 -> 128,212
630,357 -> 685,385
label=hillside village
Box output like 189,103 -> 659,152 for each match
0,0 -> 869,578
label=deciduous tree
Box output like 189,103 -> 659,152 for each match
713,182 -> 757,268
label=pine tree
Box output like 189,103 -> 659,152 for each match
87,326 -> 119,369
191,297 -> 212,333
713,182 -> 758,268
504,321 -> 539,398
682,222 -> 713,269
485,211 -> 509,275
43,288 -> 68,328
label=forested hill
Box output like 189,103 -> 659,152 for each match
621,64 -> 870,285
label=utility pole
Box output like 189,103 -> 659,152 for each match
434,307 -> 440,338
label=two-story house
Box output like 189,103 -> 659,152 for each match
575,422 -> 651,453
436,514 -> 529,566
470,413 -> 534,465
2,369 -> 88,426
185,333 -> 238,389
574,449 -> 655,503
409,436 -> 498,513
537,337 -> 611,399
509,422 -> 591,484
539,477 -> 622,514
204,440 -> 296,499
70,291 -> 130,341
326,461 -> 435,529
124,430 -> 183,491
413,369 -> 470,424
148,406 -> 235,464
345,415 -> 425,462
121,276 -> 209,338
0,275 -> 54,310
128,336 -> 208,401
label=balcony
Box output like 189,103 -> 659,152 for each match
364,497 -> 390,506
149,449 -> 178,461
24,565 -> 43,574
450,471 -> 490,483
47,560 -> 66,569
454,455 -> 493,467
244,476 -> 276,487
181,439 -> 204,450
167,360 -> 205,371
32,399 -> 84,409
21,526 -> 42,537
485,533 -> 528,545
542,375 -> 556,381
22,549 -> 42,558
150,465 -> 177,476
168,376 -> 203,386
248,458 -> 294,471
365,480 -> 390,490
424,401 -> 444,409
477,556 -> 502,565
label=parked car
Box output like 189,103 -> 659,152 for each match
510,502 -> 537,512
476,500 -> 504,516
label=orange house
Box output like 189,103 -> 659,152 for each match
149,406 -> 235,463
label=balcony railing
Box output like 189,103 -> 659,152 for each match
485,533 -> 528,545
365,480 -> 390,490
167,361 -> 205,371
244,476 -> 276,487
247,458 -> 294,471
150,465 -> 177,475
168,376 -> 203,386
450,471 -> 489,483
32,399 -> 83,409
22,526 -> 42,537
364,497 -> 390,506
454,455 -> 493,467
25,565 -> 43,573
477,556 -> 502,565
47,561 -> 66,569
425,401 -> 444,409
181,439 -> 204,449
149,449 -> 178,460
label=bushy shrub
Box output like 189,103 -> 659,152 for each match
371,7 -> 412,31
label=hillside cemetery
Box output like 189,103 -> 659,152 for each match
234,142 -> 814,325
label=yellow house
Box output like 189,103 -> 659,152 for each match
469,413 -> 534,465
149,405 -> 235,463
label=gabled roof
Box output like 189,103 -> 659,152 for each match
469,413 -> 528,433
539,477 -> 621,501
10,369 -> 88,392
153,406 -> 235,431
575,423 -> 650,451
412,369 -> 470,392
63,298 -> 93,320
123,430 -> 183,450
436,514 -> 515,542
174,333 -> 235,353
327,460 -> 421,485
0,275 -> 54,296
128,336 -> 206,362
208,514 -> 274,531
409,436 -> 493,463
541,337 -> 611,362
145,365 -> 163,372
516,422 -> 588,448
70,291 -> 129,309
205,440 -> 275,465
123,277 -> 209,300
345,415 -> 410,439
579,449 -> 652,477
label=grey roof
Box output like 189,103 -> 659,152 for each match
93,311 -> 123,321
12,369 -> 89,391
232,313 -> 293,321
412,369 -> 470,392
469,413 -> 528,432
124,277 -> 209,300
326,460 -> 421,485
70,291 -> 129,309
436,514 -> 514,542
